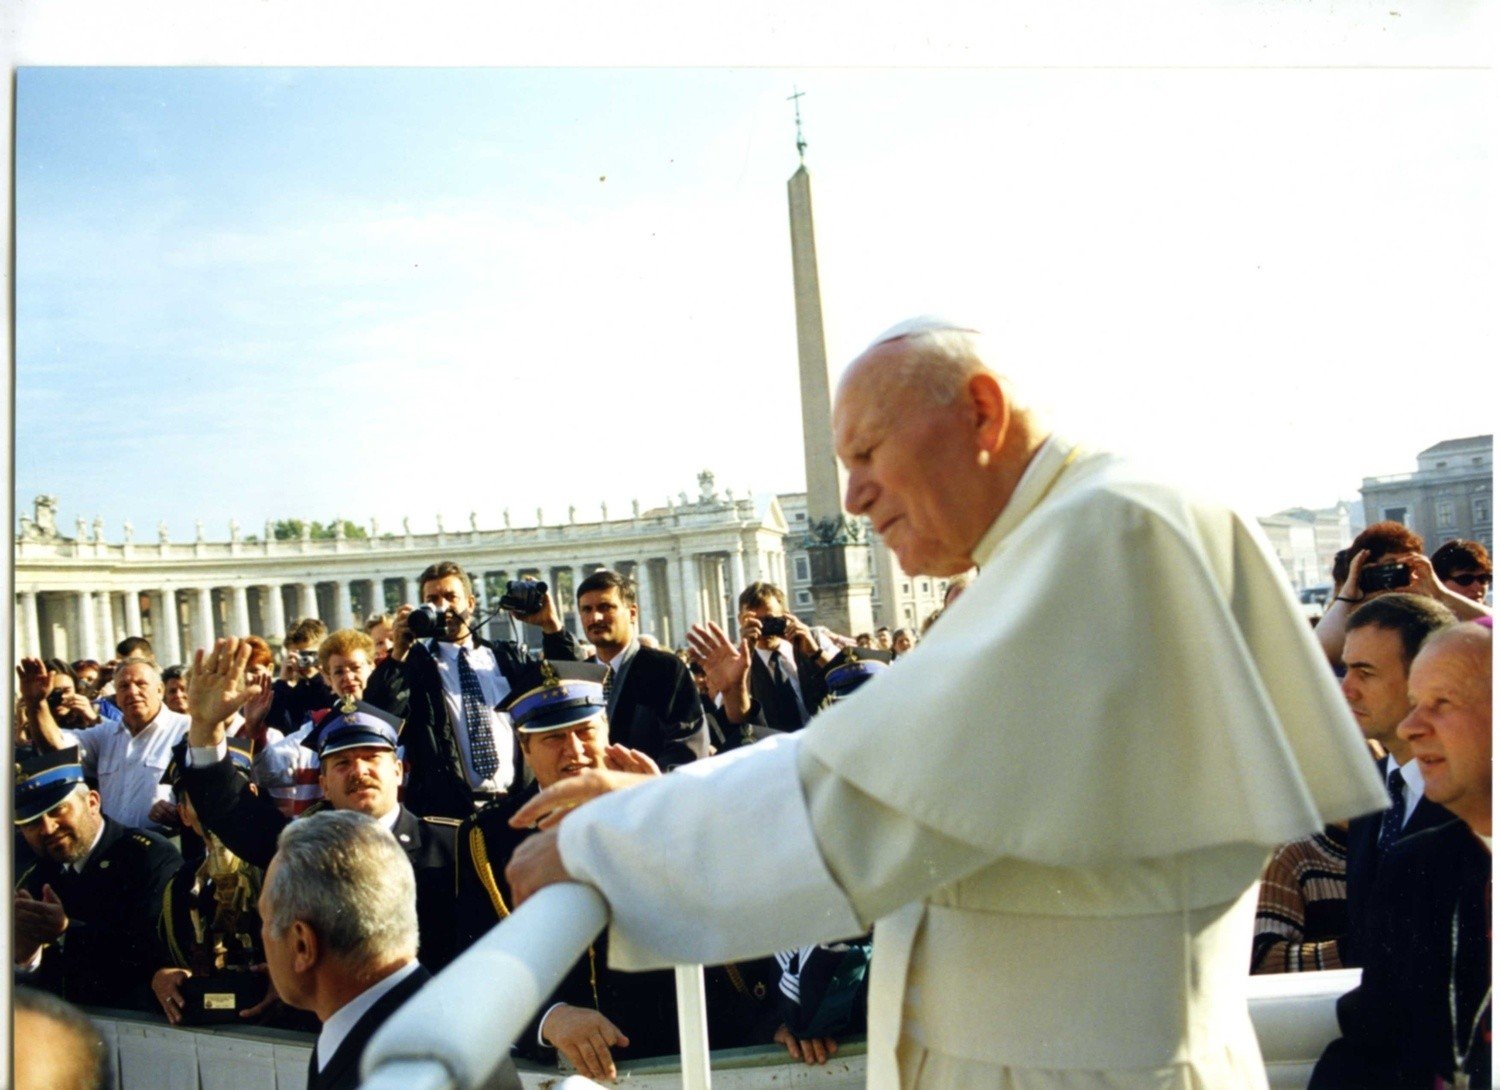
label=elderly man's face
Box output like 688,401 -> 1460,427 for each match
1397,637 -> 1492,830
114,663 -> 165,729
835,344 -> 984,577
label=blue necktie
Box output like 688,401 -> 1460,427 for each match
457,649 -> 500,781
1376,765 -> 1405,854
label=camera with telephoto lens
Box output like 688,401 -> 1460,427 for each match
759,615 -> 789,639
405,602 -> 449,640
1357,562 -> 1411,594
499,579 -> 548,617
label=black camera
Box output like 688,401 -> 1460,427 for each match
759,615 -> 789,639
1357,562 -> 1411,594
46,689 -> 68,711
499,579 -> 548,617
295,649 -> 319,670
406,602 -> 449,639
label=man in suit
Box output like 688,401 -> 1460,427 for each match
13,748 -> 183,1011
258,810 -> 429,1090
179,637 -> 460,971
577,568 -> 709,769
365,561 -> 582,818
1338,593 -> 1458,965
1312,620 -> 1491,1088
712,581 -> 832,748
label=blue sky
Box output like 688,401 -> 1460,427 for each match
15,65 -> 1495,541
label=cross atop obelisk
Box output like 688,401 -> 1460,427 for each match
788,87 -> 807,164
784,90 -> 875,635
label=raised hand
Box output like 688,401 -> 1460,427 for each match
685,622 -> 751,698
186,638 -> 265,747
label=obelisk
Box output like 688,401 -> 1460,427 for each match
785,91 -> 875,636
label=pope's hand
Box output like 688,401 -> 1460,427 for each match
508,767 -> 655,832
505,828 -> 572,906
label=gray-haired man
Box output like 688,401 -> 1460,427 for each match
259,811 -> 429,1090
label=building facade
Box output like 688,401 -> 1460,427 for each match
1360,435 -> 1493,554
13,479 -> 791,665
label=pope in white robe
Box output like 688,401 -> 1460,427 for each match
507,318 -> 1387,1089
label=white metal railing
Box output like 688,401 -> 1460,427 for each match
359,882 -> 717,1090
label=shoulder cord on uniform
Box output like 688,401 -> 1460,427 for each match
467,826 -> 510,919
161,875 -> 190,969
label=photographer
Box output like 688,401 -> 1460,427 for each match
1315,522 -> 1491,669
363,561 -> 583,818
265,618 -> 334,734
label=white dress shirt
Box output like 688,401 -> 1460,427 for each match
1383,753 -> 1427,826
429,638 -> 514,792
63,707 -> 190,830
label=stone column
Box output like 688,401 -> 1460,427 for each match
731,543 -> 747,600
297,583 -> 318,624
194,587 -> 215,651
264,584 -> 287,640
679,553 -> 702,632
123,588 -> 143,637
156,589 -> 183,665
95,592 -> 115,653
18,592 -> 41,658
230,585 -> 251,636
75,591 -> 99,662
635,560 -> 656,638
334,580 -> 352,630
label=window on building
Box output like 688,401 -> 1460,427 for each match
1436,460 -> 1448,469
1474,496 -> 1491,524
901,581 -> 910,595
795,512 -> 806,521
1437,498 -> 1457,528
919,580 -> 929,594
796,590 -> 812,606
794,556 -> 810,582
1383,506 -> 1408,525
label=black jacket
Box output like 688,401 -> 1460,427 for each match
309,965 -> 432,1090
604,645 -> 710,769
1340,769 -> 1455,966
366,631 -> 582,819
15,817 -> 182,1011
179,754 -> 460,972
1312,820 -> 1491,1089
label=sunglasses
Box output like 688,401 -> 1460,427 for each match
1448,572 -> 1493,588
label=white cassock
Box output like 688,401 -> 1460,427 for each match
558,435 -> 1387,1089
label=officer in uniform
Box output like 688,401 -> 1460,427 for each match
13,747 -> 182,1011
457,662 -> 778,1077
178,649 -> 461,972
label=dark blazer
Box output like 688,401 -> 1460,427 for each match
604,645 -> 710,769
1312,820 -> 1491,1089
744,644 -> 828,735
15,817 -> 182,1011
309,964 -> 431,1090
179,754 -> 460,972
1341,769 -> 1455,966
365,631 -> 582,819
266,675 -> 335,736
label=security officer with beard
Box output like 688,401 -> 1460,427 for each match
13,747 -> 182,1010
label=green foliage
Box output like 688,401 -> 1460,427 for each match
271,518 -> 369,541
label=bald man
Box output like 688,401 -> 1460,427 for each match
508,318 -> 1386,1089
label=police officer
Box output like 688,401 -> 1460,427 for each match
178,638 -> 460,971
13,747 -> 182,1011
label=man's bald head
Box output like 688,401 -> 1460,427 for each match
12,988 -> 107,1090
849,317 -> 996,409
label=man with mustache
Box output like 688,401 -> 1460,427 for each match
13,748 -> 182,1011
576,568 -> 710,769
177,638 -> 459,971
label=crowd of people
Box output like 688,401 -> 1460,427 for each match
10,559 -> 941,1086
8,323 -> 1491,1090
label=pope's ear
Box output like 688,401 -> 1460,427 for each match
967,372 -> 1009,454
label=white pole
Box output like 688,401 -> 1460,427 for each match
674,964 -> 713,1090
